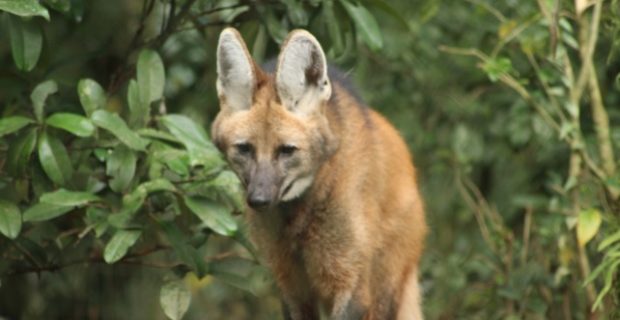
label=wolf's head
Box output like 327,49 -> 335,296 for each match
211,28 -> 339,211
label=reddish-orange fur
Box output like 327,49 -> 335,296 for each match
212,28 -> 426,320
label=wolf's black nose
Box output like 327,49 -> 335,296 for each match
247,196 -> 270,210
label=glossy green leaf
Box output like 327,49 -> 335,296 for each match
366,0 -> 410,29
103,229 -> 142,263
598,230 -> 620,252
209,256 -> 266,294
323,0 -> 343,53
9,15 -> 43,71
141,178 -> 176,193
91,110 -> 149,151
282,0 -> 308,25
577,209 -> 602,247
482,57 -> 513,82
85,207 -> 109,238
160,280 -> 191,320
210,171 -> 244,212
23,202 -> 73,222
127,79 -> 149,128
262,8 -> 287,43
107,186 -> 148,228
184,196 -> 237,236
121,186 -> 148,215
30,80 -> 58,122
77,79 -> 106,117
137,128 -> 179,144
0,116 -> 34,137
0,199 -> 22,239
40,188 -> 100,206
38,130 -> 74,186
0,0 -> 50,19
154,148 -> 190,176
592,260 -> 620,310
46,113 -> 95,137
43,0 -> 70,13
6,128 -> 37,176
137,49 -> 165,104
159,220 -> 208,277
341,1 -> 383,50
160,115 -> 211,150
106,145 -> 137,192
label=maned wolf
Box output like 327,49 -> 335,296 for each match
211,28 -> 427,320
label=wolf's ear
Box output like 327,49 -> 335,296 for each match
276,30 -> 331,115
216,28 -> 256,112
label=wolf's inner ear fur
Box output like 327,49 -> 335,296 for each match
276,30 -> 331,115
216,28 -> 256,112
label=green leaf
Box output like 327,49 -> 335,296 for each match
0,116 -> 34,137
137,49 -> 165,105
0,200 -> 22,239
184,196 -> 237,236
104,229 -> 142,263
598,230 -> 620,252
121,186 -> 148,214
85,207 -> 109,238
577,209 -> 602,247
23,202 -> 73,222
137,128 -> 179,144
209,256 -> 266,294
38,130 -> 74,186
30,80 -> 58,122
106,145 -> 137,192
366,0 -> 410,29
77,79 -> 106,117
482,57 -> 513,82
40,188 -> 100,206
6,128 -> 37,176
154,148 -> 190,177
282,0 -> 308,25
323,0 -> 343,53
159,220 -> 208,277
160,115 -> 210,150
127,79 -> 149,128
9,15 -> 43,71
0,0 -> 50,20
43,0 -> 70,13
210,171 -> 244,212
160,280 -> 191,320
107,185 -> 149,228
262,8 -> 287,43
91,110 -> 149,151
141,178 -> 177,193
341,1 -> 383,50
46,113 -> 95,137
592,260 -> 620,311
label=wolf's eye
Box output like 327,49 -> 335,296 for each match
234,142 -> 253,155
277,144 -> 298,157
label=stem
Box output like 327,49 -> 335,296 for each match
587,63 -> 616,177
521,207 -> 532,265
4,245 -> 170,276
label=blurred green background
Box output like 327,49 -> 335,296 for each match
1,0 -> 620,319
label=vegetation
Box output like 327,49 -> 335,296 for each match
0,0 -> 619,319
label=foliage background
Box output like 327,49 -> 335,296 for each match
1,0 -> 620,319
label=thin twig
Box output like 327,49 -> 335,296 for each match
4,245 -> 170,276
192,3 -> 249,17
521,207 -> 533,265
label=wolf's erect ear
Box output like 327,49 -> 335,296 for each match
276,30 -> 331,115
216,28 -> 256,112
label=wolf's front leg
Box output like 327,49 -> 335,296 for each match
328,289 -> 368,320
281,293 -> 320,320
